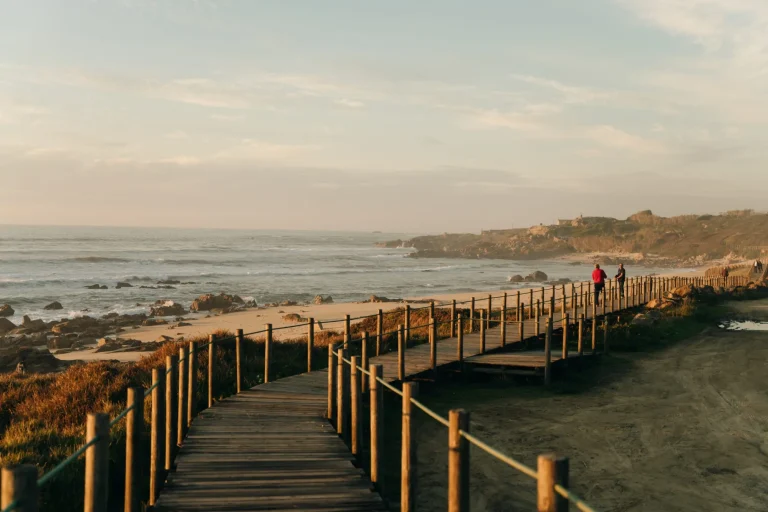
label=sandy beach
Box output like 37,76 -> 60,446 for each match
53,267 -> 705,364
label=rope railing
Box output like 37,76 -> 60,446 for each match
2,273 -> 746,511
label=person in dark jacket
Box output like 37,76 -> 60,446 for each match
615,264 -> 626,298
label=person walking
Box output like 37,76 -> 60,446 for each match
592,263 -> 607,306
615,263 -> 626,298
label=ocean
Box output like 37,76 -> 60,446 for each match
0,225 -> 685,325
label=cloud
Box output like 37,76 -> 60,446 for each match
334,98 -> 365,108
584,125 -> 668,154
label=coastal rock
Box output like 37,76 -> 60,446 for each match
244,300 -> 258,308
51,316 -> 100,334
158,280 -> 181,285
43,301 -> 64,311
507,275 -> 525,283
86,284 -> 108,289
116,282 -> 133,289
313,295 -> 334,305
672,285 -> 695,298
47,337 -> 73,350
367,295 -> 399,303
150,301 -> 188,317
280,300 -> 298,307
0,347 -> 62,374
0,304 -> 14,317
282,313 -> 306,323
631,313 -> 654,326
190,293 -> 244,312
0,318 -> 16,335
156,335 -> 174,343
142,318 -> 168,327
21,316 -> 48,333
525,271 -> 548,282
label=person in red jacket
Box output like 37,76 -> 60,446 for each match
592,263 -> 607,306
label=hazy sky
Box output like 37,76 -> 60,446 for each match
1,0 -> 767,233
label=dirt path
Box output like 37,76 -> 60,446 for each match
413,327 -> 768,511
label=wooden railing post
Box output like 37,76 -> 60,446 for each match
336,348 -> 349,440
207,334 -> 215,409
535,300 -> 541,338
529,289 -> 534,319
1,465 -> 38,512
401,382 -> 419,512
544,317 -> 552,386
307,320 -> 314,373
562,314 -> 569,360
187,341 -> 197,426
430,317 -> 437,374
463,297 -> 472,333
487,294 -> 492,330
344,314 -> 351,349
516,290 -> 521,321
370,364 -> 383,490
124,387 -> 144,512
178,346 -> 188,444
451,299 -> 457,337
519,315 -> 524,342
430,301 -> 435,320
479,309 -> 486,353
404,305 -> 411,342
361,331 -> 369,393
501,292 -> 507,345
377,309 -> 383,355
537,454 -> 569,512
84,413 -> 110,512
265,323 -> 272,383
457,315 -> 464,370
350,355 -> 361,457
327,344 -> 336,422
398,324 -> 405,381
235,329 -> 243,394
448,409 -> 470,512
577,314 -> 584,357
165,355 -> 177,473
150,369 -> 164,506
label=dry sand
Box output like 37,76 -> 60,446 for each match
411,319 -> 768,511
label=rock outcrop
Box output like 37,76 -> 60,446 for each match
116,282 -> 133,289
0,304 -> 15,317
150,301 -> 188,317
86,284 -> 108,290
43,301 -> 63,310
313,295 -> 334,304
0,318 -> 16,335
190,293 -> 245,312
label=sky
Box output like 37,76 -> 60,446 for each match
1,0 -> 767,233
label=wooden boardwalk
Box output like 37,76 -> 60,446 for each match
157,309 -> 580,510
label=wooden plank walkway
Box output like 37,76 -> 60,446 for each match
466,350 -> 586,369
157,298 -> 607,511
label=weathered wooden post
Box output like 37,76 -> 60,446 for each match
350,355 -> 361,457
571,284 -> 577,319
470,297 -> 475,333
327,344 -> 336,423
165,355 -> 177,473
501,293 -> 507,346
430,317 -> 437,374
516,290 -> 521,320
487,294 -> 492,330
235,328 -> 243,393
535,300 -> 541,337
519,313 -> 524,342
207,334 -> 215,409
361,331 -> 369,392
537,454 -> 569,512
405,305 -> 411,342
544,317 -> 552,386
529,289 -> 534,319
377,309 -> 383,355
448,409 -> 470,512
398,324 -> 405,381
344,314 -> 351,349
457,315 -> 464,370
579,282 -> 584,308
451,299 -> 457,337
370,364 -> 383,491
178,346 -> 188,444
124,387 -> 144,512
307,320 -> 314,373
430,300 -> 435,320
562,314 -> 569,360
577,314 -> 584,357
401,382 -> 419,512
265,323 -> 272,383
336,347 -> 348,439
479,309 -> 486,354
187,341 -> 196,427
1,465 -> 38,512
84,413 -> 110,512
150,369 -> 164,506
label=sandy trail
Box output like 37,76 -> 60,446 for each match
412,326 -> 768,511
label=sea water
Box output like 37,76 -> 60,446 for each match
0,225 -> 688,325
